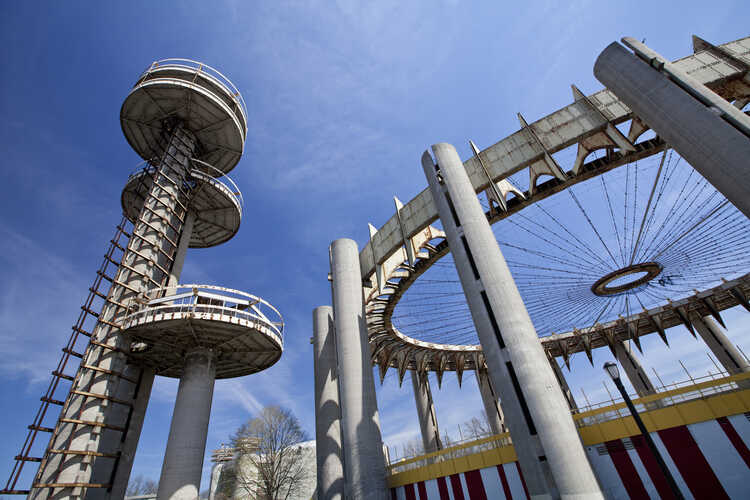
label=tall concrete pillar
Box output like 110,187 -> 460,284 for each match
423,143 -> 603,499
158,348 -> 217,500
548,355 -> 579,412
691,314 -> 750,375
594,39 -> 750,219
610,341 -> 657,397
108,213 -> 198,498
329,239 -> 388,500
476,368 -> 506,435
313,305 -> 346,500
411,370 -> 443,453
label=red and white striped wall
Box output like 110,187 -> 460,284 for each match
390,414 -> 750,499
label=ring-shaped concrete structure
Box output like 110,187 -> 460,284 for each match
361,36 -> 750,382
121,159 -> 242,248
122,284 -> 284,379
121,59 -> 247,174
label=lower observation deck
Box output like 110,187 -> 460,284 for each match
121,285 -> 283,378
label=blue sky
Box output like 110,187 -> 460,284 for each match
1,0 -> 748,494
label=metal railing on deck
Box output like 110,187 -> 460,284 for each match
386,432 -> 512,475
386,371 -> 750,476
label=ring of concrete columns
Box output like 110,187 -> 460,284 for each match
121,284 -> 284,378
121,159 -> 243,248
120,58 -> 248,174
361,36 -> 750,379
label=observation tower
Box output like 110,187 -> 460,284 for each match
3,59 -> 283,500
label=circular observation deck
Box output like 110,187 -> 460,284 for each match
121,159 -> 242,248
121,285 -> 283,378
121,59 -> 247,174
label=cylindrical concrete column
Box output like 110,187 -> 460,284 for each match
609,341 -> 657,397
548,355 -> 579,412
158,348 -> 217,500
423,143 -> 603,499
411,370 -> 443,453
691,314 -> 750,375
476,368 -> 506,435
593,41 -> 750,219
330,239 -> 388,500
313,305 -> 346,500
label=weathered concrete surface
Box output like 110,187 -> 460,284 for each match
424,142 -> 603,499
609,341 -> 657,397
594,40 -> 750,219
330,239 -> 388,500
691,314 -> 750,375
411,370 -> 442,453
548,356 -> 579,411
313,305 -> 345,500
476,368 -> 506,435
158,349 -> 217,500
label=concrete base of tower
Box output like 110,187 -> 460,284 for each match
157,349 -> 217,500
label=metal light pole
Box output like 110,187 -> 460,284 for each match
603,361 -> 684,500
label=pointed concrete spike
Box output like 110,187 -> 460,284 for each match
730,287 -> 750,312
397,351 -> 409,387
650,313 -> 669,346
692,34 -> 712,53
378,352 -> 388,384
571,84 -> 586,101
394,196 -> 404,211
701,297 -> 726,328
455,354 -> 465,388
517,112 -> 529,128
673,305 -> 696,337
629,321 -> 642,353
368,223 -> 378,239
581,333 -> 593,366
469,140 -> 480,156
435,362 -> 444,389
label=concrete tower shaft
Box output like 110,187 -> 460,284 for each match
30,124 -> 198,499
423,143 -> 604,499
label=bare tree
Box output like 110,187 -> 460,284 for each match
460,411 -> 492,440
126,475 -> 157,496
399,437 -> 424,460
231,406 -> 309,500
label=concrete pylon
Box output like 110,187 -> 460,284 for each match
329,239 -> 388,500
547,355 -> 579,412
476,368 -> 506,435
109,211 -> 197,498
423,143 -> 603,499
410,370 -> 443,453
157,348 -> 217,500
690,313 -> 750,375
593,40 -> 750,219
609,341 -> 657,397
313,305 -> 346,500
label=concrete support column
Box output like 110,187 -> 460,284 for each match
548,356 -> 579,412
691,314 -> 750,375
158,348 -> 217,500
609,341 -> 657,397
423,143 -> 603,499
313,305 -> 345,500
594,40 -> 750,219
330,239 -> 388,500
476,368 -> 506,435
108,210 -> 198,498
411,370 -> 443,453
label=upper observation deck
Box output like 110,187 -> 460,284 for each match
122,284 -> 283,378
121,59 -> 248,174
